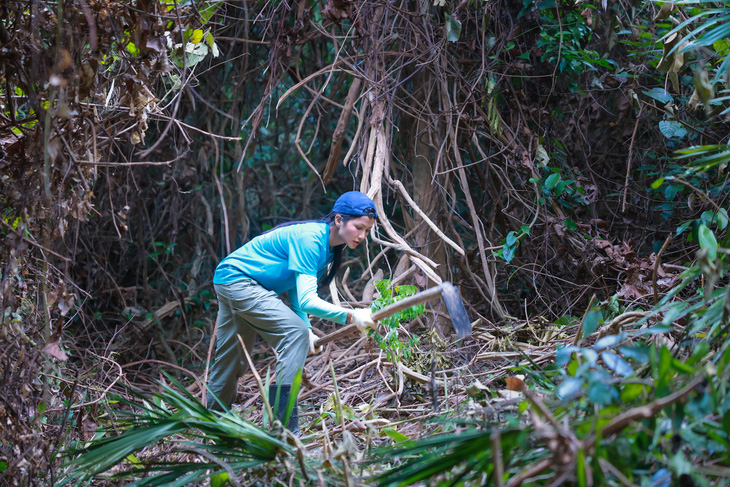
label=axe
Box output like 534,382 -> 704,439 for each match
314,281 -> 470,348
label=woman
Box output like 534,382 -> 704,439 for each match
206,191 -> 377,430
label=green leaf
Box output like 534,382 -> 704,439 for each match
544,173 -> 561,191
619,345 -> 649,363
582,310 -> 602,336
502,242 -> 516,262
701,209 -> 729,230
687,342 -> 710,366
556,345 -> 580,366
643,88 -> 673,104
671,357 -> 695,375
698,224 -> 718,259
659,120 -> 687,139
444,14 -> 462,42
126,42 -> 139,56
200,0 -> 222,24
601,351 -> 634,377
557,377 -> 583,399
0,461 -> 6,473
565,219 -> 577,230
620,382 -> 647,402
594,333 -> 625,351
204,32 -> 221,57
588,381 -> 618,406
651,177 -> 665,189
211,472 -> 230,487
382,428 -> 411,443
577,449 -> 587,487
676,221 -> 692,236
520,225 -> 531,235
664,184 -> 679,200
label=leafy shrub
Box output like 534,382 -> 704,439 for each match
369,280 -> 425,362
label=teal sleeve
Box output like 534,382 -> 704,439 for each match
290,274 -> 349,325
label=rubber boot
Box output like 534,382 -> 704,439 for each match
268,384 -> 298,432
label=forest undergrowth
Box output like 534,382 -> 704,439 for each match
1,0 -> 730,485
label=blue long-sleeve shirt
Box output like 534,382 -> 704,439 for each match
213,222 -> 349,326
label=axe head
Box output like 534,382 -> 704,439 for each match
441,282 -> 471,338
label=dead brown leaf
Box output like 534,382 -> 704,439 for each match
505,376 -> 525,391
82,413 -> 98,441
42,340 -> 68,361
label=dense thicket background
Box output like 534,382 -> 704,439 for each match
2,0 -> 730,485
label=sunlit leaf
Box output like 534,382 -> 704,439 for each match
382,428 -> 411,444
126,42 -> 139,56
556,345 -> 580,366
601,351 -> 634,377
205,32 -> 221,57
582,348 -> 598,366
594,333 -> 625,351
698,224 -> 718,259
190,29 -> 204,44
211,472 -> 229,487
557,377 -> 583,399
620,382 -> 647,402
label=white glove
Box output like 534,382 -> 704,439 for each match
351,308 -> 377,333
308,329 -> 322,354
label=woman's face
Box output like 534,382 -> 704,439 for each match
336,215 -> 375,249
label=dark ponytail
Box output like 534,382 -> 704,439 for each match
321,245 -> 344,288
319,213 -> 358,288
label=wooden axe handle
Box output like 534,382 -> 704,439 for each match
314,285 -> 444,348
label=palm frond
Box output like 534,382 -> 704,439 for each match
372,427 -> 529,487
58,374 -> 308,486
674,144 -> 730,172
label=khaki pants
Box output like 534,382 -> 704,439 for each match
206,279 -> 309,409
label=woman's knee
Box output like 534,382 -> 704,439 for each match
292,320 -> 310,343
277,320 -> 309,355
